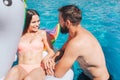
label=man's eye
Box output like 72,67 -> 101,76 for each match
3,0 -> 12,6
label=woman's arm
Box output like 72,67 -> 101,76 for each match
42,30 -> 55,57
41,30 -> 55,75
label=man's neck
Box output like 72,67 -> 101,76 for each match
69,25 -> 81,38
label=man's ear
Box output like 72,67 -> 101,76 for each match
66,20 -> 71,27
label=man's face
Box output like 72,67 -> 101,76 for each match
59,13 -> 69,34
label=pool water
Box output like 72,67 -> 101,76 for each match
26,0 -> 120,80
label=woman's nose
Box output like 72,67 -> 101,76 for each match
35,22 -> 39,26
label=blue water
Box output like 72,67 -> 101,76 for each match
26,0 -> 120,80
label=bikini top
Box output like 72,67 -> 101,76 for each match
18,39 -> 44,53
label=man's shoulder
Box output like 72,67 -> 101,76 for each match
67,38 -> 80,49
68,36 -> 87,49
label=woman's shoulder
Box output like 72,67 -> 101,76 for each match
38,30 -> 46,34
20,34 -> 26,41
37,30 -> 47,36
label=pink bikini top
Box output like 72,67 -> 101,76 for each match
18,39 -> 44,53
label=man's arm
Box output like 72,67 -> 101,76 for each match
52,50 -> 64,62
53,35 -> 72,62
54,39 -> 79,78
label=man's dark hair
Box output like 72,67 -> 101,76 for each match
58,5 -> 82,26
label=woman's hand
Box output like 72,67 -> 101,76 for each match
41,57 -> 55,75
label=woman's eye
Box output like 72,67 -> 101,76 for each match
3,0 -> 12,6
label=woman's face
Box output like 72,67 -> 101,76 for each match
28,14 -> 40,32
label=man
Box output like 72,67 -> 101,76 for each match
53,5 -> 111,80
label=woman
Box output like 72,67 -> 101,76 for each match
4,9 -> 55,80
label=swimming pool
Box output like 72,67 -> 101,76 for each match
27,0 -> 120,80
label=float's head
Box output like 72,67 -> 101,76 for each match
0,0 -> 25,79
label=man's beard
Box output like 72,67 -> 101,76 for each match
60,25 -> 69,34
